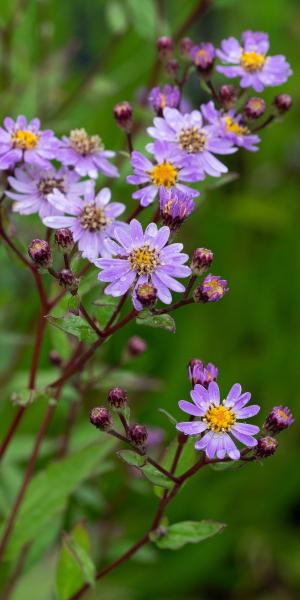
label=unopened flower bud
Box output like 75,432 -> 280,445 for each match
136,283 -> 157,308
108,387 -> 128,410
265,405 -> 294,434
28,239 -> 52,268
48,350 -> 62,367
191,248 -> 213,276
193,275 -> 228,303
55,228 -> 74,252
90,406 -> 112,430
191,43 -> 215,74
180,37 -> 193,57
244,97 -> 266,120
113,101 -> 133,132
256,436 -> 278,458
273,93 -> 292,114
165,59 -> 179,76
58,269 -> 79,294
188,359 -> 218,388
157,36 -> 173,59
219,84 -> 237,109
130,423 -> 148,447
127,336 -> 147,357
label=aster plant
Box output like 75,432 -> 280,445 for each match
0,14 -> 294,600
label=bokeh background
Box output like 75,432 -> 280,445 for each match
0,0 -> 299,598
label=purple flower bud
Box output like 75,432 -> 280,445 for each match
157,36 -> 173,59
90,406 -> 112,430
58,269 -> 79,294
55,228 -> 74,252
130,423 -> 148,447
219,84 -> 237,109
165,59 -> 179,76
113,101 -> 133,132
28,239 -> 52,268
160,188 -> 195,231
127,335 -> 147,357
191,43 -> 215,74
193,275 -> 228,303
273,93 -> 292,114
244,97 -> 266,120
191,247 -> 214,276
136,283 -> 157,308
148,85 -> 180,116
265,406 -> 294,434
188,359 -> 218,388
256,436 -> 278,458
48,350 -> 62,367
180,37 -> 193,57
108,387 -> 128,409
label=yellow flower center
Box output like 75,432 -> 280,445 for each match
160,94 -> 166,109
224,116 -> 249,136
178,127 -> 206,154
240,51 -> 266,73
150,161 -> 178,187
129,244 -> 160,275
204,405 -> 236,433
69,128 -> 103,155
276,409 -> 289,421
80,203 -> 108,232
194,48 -> 208,66
205,279 -> 224,297
11,130 -> 39,150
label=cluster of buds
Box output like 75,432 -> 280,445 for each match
255,406 -> 294,459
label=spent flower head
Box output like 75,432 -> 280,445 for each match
58,128 -> 119,179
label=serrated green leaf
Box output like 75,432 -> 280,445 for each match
136,311 -> 176,333
47,314 -> 98,344
209,460 -> 248,471
118,449 -> 145,468
56,523 -> 95,600
152,520 -> 226,550
118,450 -> 172,489
5,439 -> 115,559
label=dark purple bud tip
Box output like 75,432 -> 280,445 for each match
157,36 -> 173,59
219,84 -> 237,109
165,59 -> 179,76
193,275 -> 228,303
244,97 -> 266,120
90,406 -> 112,430
58,269 -> 79,294
265,405 -> 294,434
129,423 -> 148,447
136,283 -> 157,308
180,37 -> 193,57
28,239 -> 52,268
273,93 -> 292,114
108,387 -> 128,409
127,335 -> 147,357
256,436 -> 278,458
48,350 -> 62,367
55,228 -> 74,252
191,247 -> 214,276
113,101 -> 133,132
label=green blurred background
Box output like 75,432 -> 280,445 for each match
0,0 -> 299,598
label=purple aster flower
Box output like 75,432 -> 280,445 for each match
147,108 -> 236,179
159,188 -> 195,231
265,406 -> 294,434
216,31 -> 292,92
188,359 -> 218,388
176,381 -> 260,460
148,85 -> 181,116
5,165 -> 86,219
194,274 -> 229,303
127,140 -> 199,207
191,42 -> 215,73
201,101 -> 260,152
43,182 -> 125,260
0,115 -> 59,171
58,128 -> 119,179
95,219 -> 191,310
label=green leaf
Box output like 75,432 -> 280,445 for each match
151,520 -> 226,550
209,460 -> 248,471
106,1 -> 128,33
136,311 -> 176,333
56,523 -> 95,600
47,314 -> 98,344
205,172 -> 239,190
6,439 -> 115,559
11,388 -> 55,407
158,408 -> 177,425
118,450 -> 172,489
126,0 -> 156,40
